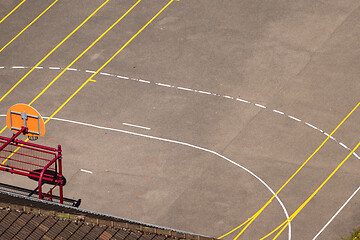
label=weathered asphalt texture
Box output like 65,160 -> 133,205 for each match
0,0 -> 359,239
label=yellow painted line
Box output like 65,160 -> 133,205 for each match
1,0 -> 175,165
0,138 -> 28,165
0,0 -> 58,54
0,0 -> 110,104
44,0 -> 175,125
89,79 -> 96,82
219,101 -> 360,240
217,217 -> 254,239
28,0 -> 143,106
268,139 -> 360,240
0,0 -> 27,24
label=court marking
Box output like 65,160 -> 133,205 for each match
263,139 -> 360,239
26,0 -> 143,106
0,112 -> 358,239
32,115 -> 291,236
0,0 -> 27,24
1,65 -> 358,160
80,169 -> 93,174
312,186 -> 360,239
123,122 -> 151,130
0,0 -> 58,54
228,101 -> 360,240
42,0 -> 178,129
0,0 -> 110,104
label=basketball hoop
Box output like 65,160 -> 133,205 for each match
28,136 -> 38,141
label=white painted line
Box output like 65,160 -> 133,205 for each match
0,66 -> 4,69
100,72 -> 112,76
44,116 -> 291,239
339,142 -> 348,149
223,96 -> 234,99
117,75 -> 129,79
273,109 -> 284,115
138,79 -> 150,84
80,169 -> 93,174
49,67 -> 60,70
130,78 -> 138,81
236,98 -> 250,103
66,68 -> 78,71
177,86 -> 194,92
85,70 -> 96,74
156,83 -> 172,88
305,122 -> 318,130
312,186 -> 360,240
288,115 -> 301,122
324,132 -> 330,137
12,66 -> 25,69
198,90 -> 212,95
122,122 -> 151,130
35,67 -> 43,69
329,135 -> 336,141
353,152 -> 360,159
254,103 -> 266,109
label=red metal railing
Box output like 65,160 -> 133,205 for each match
0,134 -> 64,204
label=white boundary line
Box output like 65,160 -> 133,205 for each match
80,169 -> 93,174
0,65 -> 359,160
312,186 -> 360,239
1,66 -> 359,238
31,116 -> 292,240
123,122 -> 151,130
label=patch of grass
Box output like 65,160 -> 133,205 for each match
339,227 -> 360,240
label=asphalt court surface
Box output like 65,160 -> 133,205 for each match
0,0 -> 360,239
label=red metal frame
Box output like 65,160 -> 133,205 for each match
0,133 -> 64,204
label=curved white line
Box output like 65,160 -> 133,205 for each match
1,65 -> 359,161
312,186 -> 360,239
2,66 -> 358,238
42,116 -> 292,240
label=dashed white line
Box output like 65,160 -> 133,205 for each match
139,79 -> 150,84
223,96 -> 234,99
177,86 -> 194,92
305,122 -> 318,130
49,67 -> 60,70
254,103 -> 266,109
198,90 -> 212,95
122,122 -> 151,130
2,65 -> 358,163
273,109 -> 284,115
156,83 -> 173,88
117,75 -> 129,79
100,72 -> 112,76
288,115 -> 301,122
339,142 -> 348,149
236,98 -> 250,104
80,169 -> 93,174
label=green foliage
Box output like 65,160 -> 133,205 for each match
339,227 -> 360,240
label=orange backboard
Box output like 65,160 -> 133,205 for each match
6,104 -> 45,137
